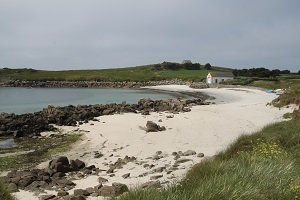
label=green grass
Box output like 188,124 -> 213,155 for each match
0,181 -> 15,200
112,118 -> 300,200
0,65 -> 226,82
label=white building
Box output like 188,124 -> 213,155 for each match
206,72 -> 234,84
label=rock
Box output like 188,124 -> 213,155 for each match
57,191 -> 69,197
122,173 -> 130,179
82,168 -> 92,175
26,181 -> 42,191
13,130 -> 23,138
141,110 -> 150,115
94,152 -> 103,158
98,177 -> 108,184
143,164 -> 149,168
155,151 -> 162,155
18,175 -> 36,188
152,167 -> 166,173
90,192 -> 99,197
55,179 -> 76,187
149,164 -> 155,169
85,165 -> 96,170
52,172 -> 66,178
111,182 -> 129,195
172,152 -> 178,156
49,157 -> 71,173
197,153 -> 205,157
166,115 -> 174,118
174,154 -> 180,160
150,175 -> 163,180
53,162 -> 70,173
10,176 -> 21,184
74,159 -> 86,169
85,187 -> 95,194
70,196 -> 86,200
107,167 -> 114,174
183,150 -> 196,156
39,194 -> 56,200
175,158 -> 193,165
177,151 -> 183,156
146,121 -> 163,132
98,186 -> 115,197
7,183 -> 19,192
141,181 -> 161,188
138,172 -> 150,177
94,183 -> 103,191
73,189 -> 90,196
152,155 -> 161,160
50,156 -> 69,168
97,183 -> 129,197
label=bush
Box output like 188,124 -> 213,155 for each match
204,63 -> 212,70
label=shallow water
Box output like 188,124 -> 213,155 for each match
0,87 -> 176,114
0,138 -> 16,149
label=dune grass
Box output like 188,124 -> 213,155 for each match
112,118 -> 300,200
0,181 -> 15,200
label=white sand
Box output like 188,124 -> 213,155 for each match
13,86 -> 292,200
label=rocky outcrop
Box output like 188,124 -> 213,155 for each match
0,97 -> 208,137
1,157 -> 90,192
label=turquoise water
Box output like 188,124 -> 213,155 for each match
0,87 -> 176,114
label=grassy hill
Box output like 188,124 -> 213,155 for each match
0,64 -> 229,82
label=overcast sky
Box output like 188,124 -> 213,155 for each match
0,0 -> 299,71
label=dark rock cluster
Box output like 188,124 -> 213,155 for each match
0,98 -> 208,137
1,156 -> 129,199
0,157 -> 87,193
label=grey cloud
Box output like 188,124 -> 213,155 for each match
0,0 -> 299,71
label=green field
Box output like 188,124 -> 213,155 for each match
0,64 -> 227,82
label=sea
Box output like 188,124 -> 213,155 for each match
0,87 -> 177,114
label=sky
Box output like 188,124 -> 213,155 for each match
0,0 -> 299,72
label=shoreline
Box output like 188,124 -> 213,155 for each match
0,87 -> 209,138
0,80 -> 208,89
1,85 -> 293,200
0,87 -> 208,116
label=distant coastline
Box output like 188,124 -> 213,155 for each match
0,80 -> 208,89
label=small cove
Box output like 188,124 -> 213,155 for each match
0,87 -> 186,114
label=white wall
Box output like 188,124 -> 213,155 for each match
207,77 -> 233,84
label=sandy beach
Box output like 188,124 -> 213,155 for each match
13,85 -> 292,200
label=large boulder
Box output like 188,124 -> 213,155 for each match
146,121 -> 166,132
49,156 -> 69,169
70,159 -> 85,170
